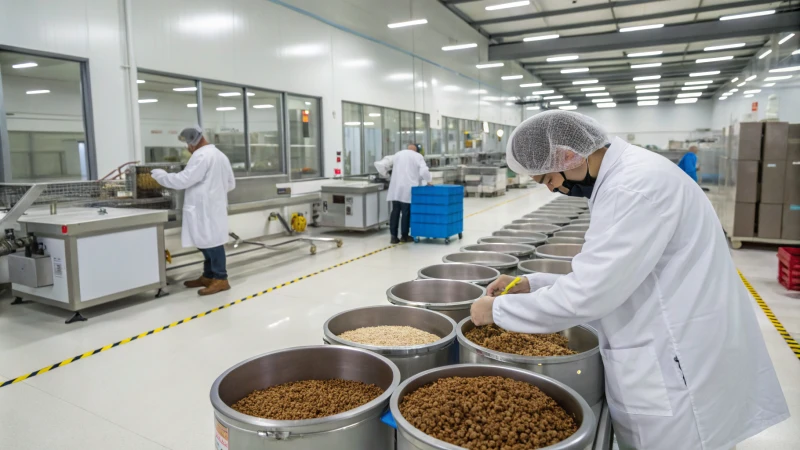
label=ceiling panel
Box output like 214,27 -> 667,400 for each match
456,1 -> 544,22
482,18 -> 548,34
535,10 -> 614,26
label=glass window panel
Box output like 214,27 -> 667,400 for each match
201,83 -> 246,172
0,51 -> 88,181
137,72 -> 198,164
247,88 -> 283,174
445,117 -> 459,154
399,111 -> 414,149
342,102 -> 362,175
363,105 -> 382,173
287,95 -> 321,179
383,108 -> 400,156
430,128 -> 443,155
414,113 -> 429,155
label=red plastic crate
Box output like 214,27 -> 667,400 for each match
778,247 -> 800,268
778,247 -> 800,290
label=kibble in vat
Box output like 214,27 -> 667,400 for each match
338,325 -> 440,346
465,324 -> 576,357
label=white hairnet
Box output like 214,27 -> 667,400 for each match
178,126 -> 204,147
506,110 -> 608,176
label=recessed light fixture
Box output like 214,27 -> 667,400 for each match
586,92 -> 610,97
501,75 -> 523,80
173,87 -> 198,92
486,1 -> 530,11
27,89 -> 51,95
675,98 -> 698,104
638,101 -> 659,106
524,34 -> 560,42
137,80 -> 145,84
728,89 -> 739,93
387,19 -> 428,28
581,87 -> 605,91
476,63 -> 504,69
744,94 -> 754,98
627,51 -> 663,57
470,89 -> 488,94
704,43 -> 746,51
531,89 -> 554,95
745,75 -> 757,81
678,92 -> 702,98
769,66 -> 800,73
442,43 -> 478,51
216,107 -> 236,111
696,56 -> 734,63
593,98 -> 615,103
559,105 -> 578,110
635,84 -> 660,89
572,79 -> 599,85
543,95 -> 564,100
597,103 -> 617,108
561,68 -> 590,73
762,83 -> 775,87
764,75 -> 792,81
305,102 -> 312,105
549,100 -> 571,105
546,55 -> 579,62
520,82 -> 542,87
731,77 -> 739,83
526,106 -> 541,110
719,10 -> 775,21
743,89 -> 761,94
442,85 -> 461,91
363,122 -> 375,126
187,103 -> 197,108
793,49 -> 800,55
247,93 -> 255,97
737,81 -> 746,87
682,85 -> 708,91
12,62 -> 38,69
620,24 -> 664,32
758,50 -> 772,59
690,71 -> 720,77
685,80 -> 713,85
219,92 -> 241,97
344,122 -> 361,126
779,33 -> 796,45
253,104 -> 275,109
637,96 -> 659,100
633,75 -> 661,81
369,113 -> 381,117
138,98 -> 157,103
631,63 -> 662,69
719,97 -> 728,100
637,89 -> 660,93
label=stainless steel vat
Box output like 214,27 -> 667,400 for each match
555,230 -> 586,238
561,224 -> 589,232
570,219 -> 591,225
517,216 -> 571,226
387,279 -> 486,322
391,364 -> 596,450
210,345 -> 400,450
323,306 -> 458,380
535,243 -> 583,261
442,251 -> 519,275
546,237 -> 586,245
458,319 -> 604,408
461,243 -> 536,259
492,229 -> 554,239
503,223 -> 561,235
552,198 -> 588,207
478,234 -> 547,246
418,263 -> 500,286
535,209 -> 580,218
518,258 -> 573,275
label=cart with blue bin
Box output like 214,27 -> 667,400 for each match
410,185 -> 464,244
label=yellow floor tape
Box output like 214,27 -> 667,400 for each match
738,271 -> 800,360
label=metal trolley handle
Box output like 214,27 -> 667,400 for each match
226,413 -> 378,441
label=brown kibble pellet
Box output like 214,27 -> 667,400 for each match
338,325 -> 440,346
231,379 -> 383,420
465,325 -> 576,357
399,376 -> 577,450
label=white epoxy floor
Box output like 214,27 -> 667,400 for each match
0,185 -> 797,450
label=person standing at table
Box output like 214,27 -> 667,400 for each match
386,143 -> 431,244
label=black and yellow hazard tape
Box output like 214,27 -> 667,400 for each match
0,244 -> 399,389
739,271 -> 800,360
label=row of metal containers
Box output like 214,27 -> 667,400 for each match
210,196 -> 606,450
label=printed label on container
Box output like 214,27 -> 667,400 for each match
215,418 -> 229,450
53,257 -> 64,278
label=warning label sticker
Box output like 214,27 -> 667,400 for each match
215,418 -> 229,450
53,257 -> 64,278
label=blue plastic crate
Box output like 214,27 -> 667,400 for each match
412,185 -> 464,197
411,211 -> 462,224
411,221 -> 463,240
410,203 -> 463,215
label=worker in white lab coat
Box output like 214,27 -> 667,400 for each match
386,143 -> 431,244
471,111 -> 789,450
151,126 -> 236,296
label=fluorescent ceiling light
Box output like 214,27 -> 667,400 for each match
137,80 -> 145,84
187,103 -> 197,108
719,97 -> 728,100
690,71 -> 719,77
547,55 -> 579,62
744,94 -> 754,98
363,122 -> 375,126
675,98 -> 698,104
561,68 -> 590,73
520,82 -> 542,87
620,24 -> 664,32
745,75 -> 757,81
635,84 -> 660,89
12,62 -> 38,69
247,93 -> 255,97
532,89 -> 554,95
685,80 -> 713,85
794,49 -> 800,55
442,85 -> 461,91
737,82 -> 746,87
731,77 -> 739,83
764,75 -> 792,81
769,66 -> 800,73
137,98 -> 157,103
631,63 -> 662,69
779,33 -> 795,45
638,101 -> 659,106
628,51 -> 663,57
559,105 -> 578,110
758,50 -> 772,59
719,10 -> 775,21
586,92 -> 610,97
637,89 -> 660,93
581,87 -> 605,91
597,103 -> 616,108
216,107 -> 236,111
678,92 -> 702,98
26,90 -> 50,95
305,102 -> 312,105
442,43 -> 478,51
219,92 -> 241,97
501,75 -> 523,80
253,104 -> 275,109
486,1 -> 530,11
524,34 -> 559,42
469,89 -> 488,94
344,122 -> 361,126
762,83 -> 775,87
704,43 -> 746,51
476,63 -> 504,69
633,75 -> 661,81
572,79 -> 599,85
526,106 -> 541,110
549,100 -> 571,105
593,98 -> 615,103
543,95 -> 563,99
682,85 -> 708,90
728,88 -> 739,93
173,87 -> 197,92
743,89 -> 761,94
696,56 -> 733,63
387,19 -> 427,28
637,96 -> 659,100
368,113 -> 381,117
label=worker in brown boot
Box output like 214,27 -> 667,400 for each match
152,126 -> 235,296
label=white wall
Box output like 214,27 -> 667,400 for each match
712,86 -> 800,129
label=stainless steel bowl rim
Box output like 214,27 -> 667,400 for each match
477,234 -> 547,246
517,258 -> 573,274
461,243 -> 536,257
386,279 -> 487,311
442,251 -> 519,270
523,214 -> 575,221
545,237 -> 586,245
515,218 -> 571,225
503,224 -> 562,233
389,363 -> 596,450
417,263 -> 500,285
323,305 -> 458,356
456,318 -> 600,364
210,345 -> 401,430
561,225 -> 590,232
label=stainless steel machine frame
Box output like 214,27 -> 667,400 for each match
319,182 -> 389,231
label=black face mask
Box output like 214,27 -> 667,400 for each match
557,167 -> 596,199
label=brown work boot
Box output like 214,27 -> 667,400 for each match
199,279 -> 231,296
184,276 -> 212,288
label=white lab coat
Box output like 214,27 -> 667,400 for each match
494,137 -> 789,450
386,150 -> 431,203
374,155 -> 394,179
151,144 -> 236,249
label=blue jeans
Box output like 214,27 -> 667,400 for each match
390,201 -> 411,239
200,245 -> 227,280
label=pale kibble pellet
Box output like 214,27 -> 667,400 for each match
338,325 -> 440,346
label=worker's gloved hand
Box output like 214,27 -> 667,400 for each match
471,296 -> 496,326
487,274 -> 530,297
150,169 -> 167,180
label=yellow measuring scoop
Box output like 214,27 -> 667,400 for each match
499,277 -> 522,296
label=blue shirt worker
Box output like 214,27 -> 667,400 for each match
677,145 -> 699,182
